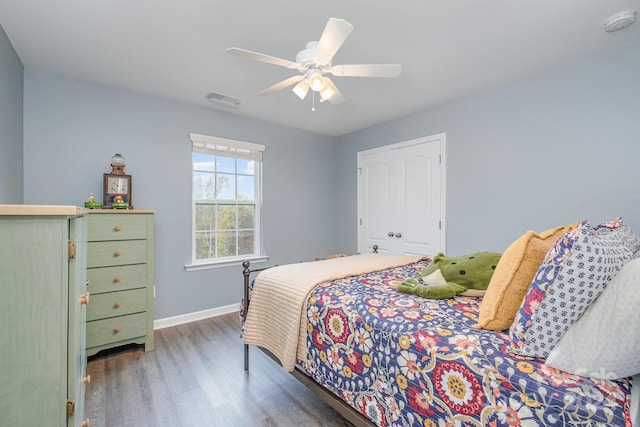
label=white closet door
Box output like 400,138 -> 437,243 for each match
357,134 -> 445,257
359,153 -> 395,253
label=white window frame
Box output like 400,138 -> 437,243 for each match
185,133 -> 268,271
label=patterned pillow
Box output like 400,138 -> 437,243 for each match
545,257 -> 640,379
509,218 -> 639,358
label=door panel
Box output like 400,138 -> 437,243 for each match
398,142 -> 441,256
359,159 -> 392,253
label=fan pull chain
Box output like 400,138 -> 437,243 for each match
311,90 -> 316,112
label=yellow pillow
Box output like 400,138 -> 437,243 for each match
474,223 -> 579,331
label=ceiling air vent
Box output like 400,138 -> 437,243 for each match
205,91 -> 241,108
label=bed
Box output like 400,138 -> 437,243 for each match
241,221 -> 640,426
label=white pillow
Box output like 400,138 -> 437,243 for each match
545,257 -> 640,379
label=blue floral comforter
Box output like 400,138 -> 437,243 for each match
299,260 -> 632,427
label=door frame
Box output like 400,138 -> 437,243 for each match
356,133 -> 447,255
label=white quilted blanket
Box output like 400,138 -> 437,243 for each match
242,253 -> 426,371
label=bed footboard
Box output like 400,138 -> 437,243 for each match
241,260 -> 272,371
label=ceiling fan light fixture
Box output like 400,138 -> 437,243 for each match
309,72 -> 326,91
319,83 -> 335,101
292,80 -> 310,100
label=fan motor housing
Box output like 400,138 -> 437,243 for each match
296,41 -> 320,67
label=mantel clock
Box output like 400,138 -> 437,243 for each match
103,153 -> 133,209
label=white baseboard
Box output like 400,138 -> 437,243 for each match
154,303 -> 239,330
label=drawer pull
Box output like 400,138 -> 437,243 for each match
114,226 -> 121,232
82,375 -> 91,384
80,293 -> 90,305
82,419 -> 90,427
114,327 -> 121,334
113,276 -> 121,283
114,251 -> 121,257
114,302 -> 121,308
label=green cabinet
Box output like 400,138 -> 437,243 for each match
0,205 -> 89,427
86,211 -> 154,356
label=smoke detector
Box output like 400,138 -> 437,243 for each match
604,10 -> 636,32
205,91 -> 241,108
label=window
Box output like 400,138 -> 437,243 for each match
188,133 -> 266,269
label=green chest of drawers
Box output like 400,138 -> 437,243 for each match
86,211 -> 155,356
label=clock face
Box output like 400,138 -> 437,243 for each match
103,173 -> 132,208
107,176 -> 129,194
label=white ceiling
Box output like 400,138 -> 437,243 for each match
1,0 -> 639,136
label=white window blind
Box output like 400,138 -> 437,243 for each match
190,133 -> 266,161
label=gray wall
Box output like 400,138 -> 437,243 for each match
336,42 -> 640,256
23,70 -> 339,319
0,25 -> 23,203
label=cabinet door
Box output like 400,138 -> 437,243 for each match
0,217 -> 68,426
358,135 -> 445,257
68,216 -> 88,427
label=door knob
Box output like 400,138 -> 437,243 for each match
395,232 -> 402,238
80,293 -> 90,305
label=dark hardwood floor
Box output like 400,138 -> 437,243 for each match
86,312 -> 353,427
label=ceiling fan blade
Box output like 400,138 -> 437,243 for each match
256,75 -> 305,96
329,64 -> 402,78
320,77 -> 345,105
312,18 -> 353,66
226,47 -> 303,70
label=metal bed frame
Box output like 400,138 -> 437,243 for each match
241,259 -> 376,427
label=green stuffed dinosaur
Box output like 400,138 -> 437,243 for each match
397,252 -> 501,299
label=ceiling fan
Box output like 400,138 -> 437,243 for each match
226,18 -> 402,108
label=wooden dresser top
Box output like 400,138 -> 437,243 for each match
0,204 -> 86,216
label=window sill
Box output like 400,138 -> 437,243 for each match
184,255 -> 269,271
